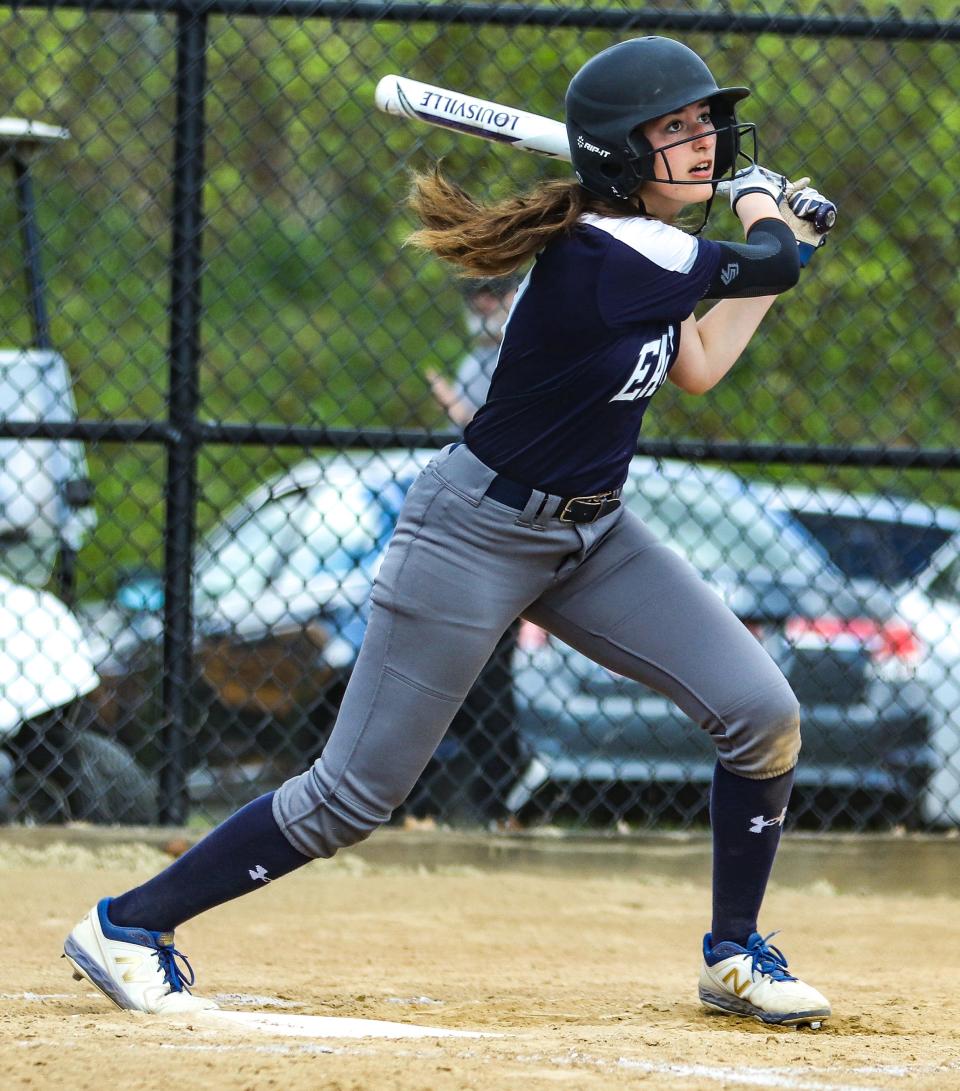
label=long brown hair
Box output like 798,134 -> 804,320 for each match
406,166 -> 639,277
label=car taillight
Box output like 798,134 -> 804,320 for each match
785,616 -> 923,666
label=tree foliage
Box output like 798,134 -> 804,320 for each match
1,5 -> 958,593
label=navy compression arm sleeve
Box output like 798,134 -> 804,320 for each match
703,217 -> 800,299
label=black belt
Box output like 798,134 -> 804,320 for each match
485,474 -> 622,524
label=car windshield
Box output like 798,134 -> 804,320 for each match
284,481 -> 388,580
197,490 -> 308,601
197,481 -> 386,602
627,481 -> 825,579
789,512 -> 953,585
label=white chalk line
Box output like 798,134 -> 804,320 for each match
200,1010 -> 491,1040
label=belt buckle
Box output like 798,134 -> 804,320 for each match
558,493 -> 608,524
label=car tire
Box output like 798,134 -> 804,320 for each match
11,704 -> 157,824
62,729 -> 158,824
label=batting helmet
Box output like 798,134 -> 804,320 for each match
565,37 -> 754,201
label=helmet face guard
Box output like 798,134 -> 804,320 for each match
626,119 -> 759,187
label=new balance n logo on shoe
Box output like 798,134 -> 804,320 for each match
749,807 -> 787,834
115,954 -> 141,984
248,864 -> 271,883
721,967 -> 750,997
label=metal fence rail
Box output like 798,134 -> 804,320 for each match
2,0 -> 959,831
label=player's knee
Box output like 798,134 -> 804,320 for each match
761,689 -> 802,774
274,775 -> 389,859
720,680 -> 801,779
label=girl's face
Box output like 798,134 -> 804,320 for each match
638,101 -> 717,220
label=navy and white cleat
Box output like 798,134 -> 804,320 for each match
64,897 -> 218,1014
699,931 -> 830,1027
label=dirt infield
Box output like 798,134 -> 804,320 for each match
2,827 -> 959,1090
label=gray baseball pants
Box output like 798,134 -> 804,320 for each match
274,443 -> 800,859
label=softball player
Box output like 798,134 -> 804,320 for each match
64,37 -> 836,1027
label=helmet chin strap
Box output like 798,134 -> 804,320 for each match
692,192 -> 716,235
692,140 -> 758,234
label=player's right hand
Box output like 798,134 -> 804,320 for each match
785,178 -> 837,234
781,177 -> 837,265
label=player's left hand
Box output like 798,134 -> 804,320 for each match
782,177 -> 837,265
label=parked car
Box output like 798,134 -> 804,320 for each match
83,451 -> 430,807
750,482 -> 960,827
508,461 -> 932,829
84,451 -> 933,828
1,119 -> 150,824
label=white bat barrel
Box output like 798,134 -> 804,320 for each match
374,75 -> 571,160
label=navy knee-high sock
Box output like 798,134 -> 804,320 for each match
108,792 -> 311,932
710,760 -> 795,947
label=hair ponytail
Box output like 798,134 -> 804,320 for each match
406,166 -> 636,277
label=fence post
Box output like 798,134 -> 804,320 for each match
11,154 -> 51,350
159,6 -> 208,826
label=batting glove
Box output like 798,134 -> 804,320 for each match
781,177 -> 837,266
726,163 -> 787,213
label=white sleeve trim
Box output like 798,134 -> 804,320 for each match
581,213 -> 700,275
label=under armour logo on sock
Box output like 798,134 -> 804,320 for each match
748,807 -> 787,834
248,864 -> 271,883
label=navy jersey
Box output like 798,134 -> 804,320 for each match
464,213 -> 722,496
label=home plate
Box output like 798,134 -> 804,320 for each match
203,1010 -> 490,1039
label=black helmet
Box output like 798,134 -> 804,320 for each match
565,37 -> 754,201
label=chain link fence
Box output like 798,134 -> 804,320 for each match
2,1 -> 960,832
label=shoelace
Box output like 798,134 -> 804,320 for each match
747,932 -> 797,982
154,942 -> 197,993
